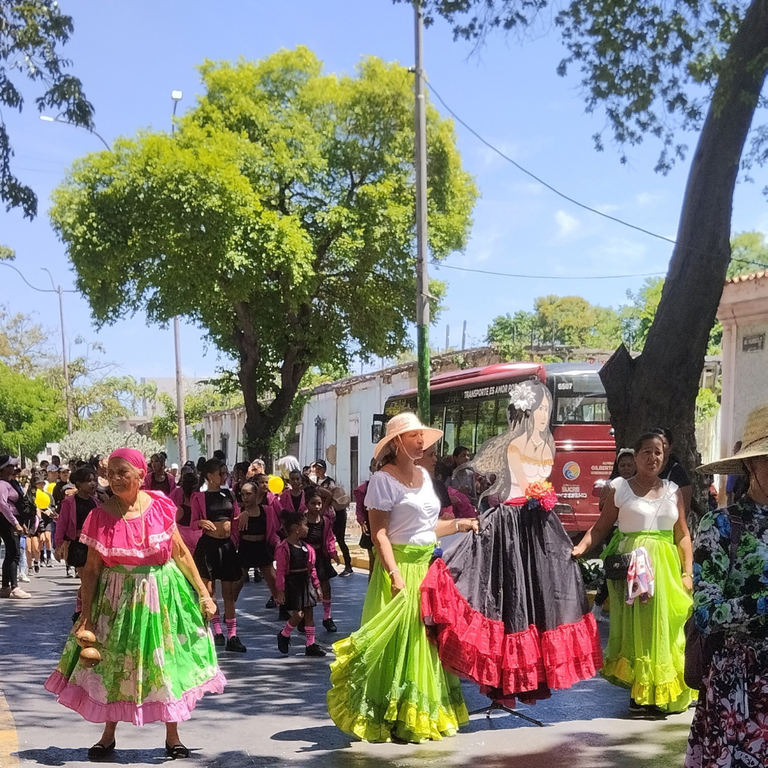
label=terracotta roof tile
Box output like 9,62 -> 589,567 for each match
726,270 -> 768,284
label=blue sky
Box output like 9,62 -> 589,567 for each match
2,0 -> 766,381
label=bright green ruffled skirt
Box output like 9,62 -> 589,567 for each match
327,544 -> 468,742
45,562 -> 224,724
601,530 -> 695,712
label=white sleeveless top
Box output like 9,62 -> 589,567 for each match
613,477 -> 680,533
364,467 -> 439,546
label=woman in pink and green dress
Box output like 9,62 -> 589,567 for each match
45,448 -> 225,761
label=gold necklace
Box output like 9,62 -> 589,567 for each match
117,493 -> 146,550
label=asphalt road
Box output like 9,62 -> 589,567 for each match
0,560 -> 695,768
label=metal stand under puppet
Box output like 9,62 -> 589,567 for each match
421,378 -> 602,729
467,700 -> 544,727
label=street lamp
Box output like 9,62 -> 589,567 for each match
39,115 -> 112,151
42,268 -> 73,434
170,90 -> 187,465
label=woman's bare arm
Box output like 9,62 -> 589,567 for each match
572,488 -> 619,557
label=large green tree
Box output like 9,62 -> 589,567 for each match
1,0 -> 92,217
416,0 -> 768,475
51,48 -> 477,458
487,296 -> 624,360
0,361 -> 65,455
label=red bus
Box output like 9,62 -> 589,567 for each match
372,361 -> 616,535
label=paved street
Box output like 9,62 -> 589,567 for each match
0,561 -> 694,768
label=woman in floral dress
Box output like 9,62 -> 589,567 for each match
686,403 -> 768,768
45,448 -> 225,761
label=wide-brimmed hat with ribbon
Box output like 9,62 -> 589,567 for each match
374,412 -> 443,461
700,402 -> 768,475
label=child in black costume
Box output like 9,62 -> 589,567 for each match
275,511 -> 325,657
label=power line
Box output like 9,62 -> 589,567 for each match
0,262 -> 78,293
427,79 -> 768,277
427,79 -> 679,247
433,263 -> 665,280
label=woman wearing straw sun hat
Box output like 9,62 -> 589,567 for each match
685,403 -> 768,768
327,412 -> 477,743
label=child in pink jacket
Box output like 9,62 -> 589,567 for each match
275,510 -> 325,657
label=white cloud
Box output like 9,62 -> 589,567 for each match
555,210 -> 581,237
635,191 -> 666,207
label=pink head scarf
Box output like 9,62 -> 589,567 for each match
109,448 -> 148,474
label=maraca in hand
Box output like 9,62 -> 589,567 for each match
76,629 -> 101,668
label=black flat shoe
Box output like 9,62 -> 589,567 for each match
225,635 -> 247,653
265,596 -> 276,609
305,643 -> 327,657
322,618 -> 337,632
88,739 -> 116,761
214,633 -> 225,647
165,741 -> 190,759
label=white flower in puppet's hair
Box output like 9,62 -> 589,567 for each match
510,382 -> 536,413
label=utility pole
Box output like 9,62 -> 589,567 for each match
413,2 -> 430,424
42,268 -> 72,434
445,325 -> 450,352
171,90 -> 187,465
56,285 -> 73,434
462,320 -> 467,350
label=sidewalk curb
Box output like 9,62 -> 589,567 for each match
0,684 -> 19,768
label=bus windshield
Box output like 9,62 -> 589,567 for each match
551,371 -> 610,425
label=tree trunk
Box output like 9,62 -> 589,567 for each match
601,0 -> 768,514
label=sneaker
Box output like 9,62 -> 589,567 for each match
214,633 -> 225,647
226,635 -> 247,653
277,632 -> 290,655
305,643 -> 327,657
45,560 -> 53,568
265,597 -> 276,609
18,573 -> 30,583
33,561 -> 40,574
339,567 -> 354,577
9,587 -> 31,599
323,618 -> 337,632
66,569 -> 74,578
253,570 -> 263,583
0,587 -> 11,598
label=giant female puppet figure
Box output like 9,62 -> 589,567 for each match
420,378 -> 602,707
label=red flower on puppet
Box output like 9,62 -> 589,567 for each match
526,481 -> 558,511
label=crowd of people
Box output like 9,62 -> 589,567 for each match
2,397 -> 767,767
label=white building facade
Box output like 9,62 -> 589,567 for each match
203,348 -> 503,490
718,271 -> 768,458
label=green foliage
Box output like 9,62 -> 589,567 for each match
695,387 -> 720,424
0,302 -> 55,375
0,361 -> 65,455
42,340 -> 157,430
51,47 -> 477,453
487,296 -> 627,360
58,426 -> 163,463
728,231 -> 768,278
413,1 -> 761,175
0,0 -> 93,217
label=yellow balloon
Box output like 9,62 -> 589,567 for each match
35,489 -> 51,510
267,475 -> 284,495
